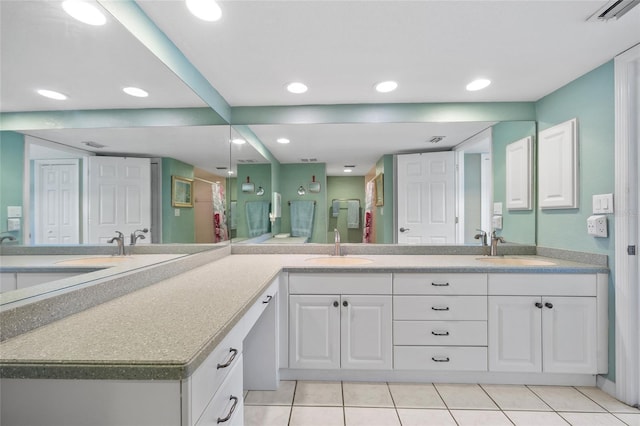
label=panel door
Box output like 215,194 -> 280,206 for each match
87,157 -> 151,244
341,295 -> 392,370
397,152 -> 456,244
289,295 -> 340,369
488,296 -> 542,372
542,297 -> 597,374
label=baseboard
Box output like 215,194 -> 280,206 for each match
597,375 -> 616,397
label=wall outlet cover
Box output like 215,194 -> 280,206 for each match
492,215 -> 503,230
587,215 -> 607,237
7,218 -> 21,231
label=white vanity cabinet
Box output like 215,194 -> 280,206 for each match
288,273 -> 393,370
488,273 -> 607,375
393,273 -> 489,371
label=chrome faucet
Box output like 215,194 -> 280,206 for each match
130,228 -> 149,246
107,231 -> 125,256
473,229 -> 488,246
0,234 -> 16,244
490,230 -> 506,256
333,228 -> 342,256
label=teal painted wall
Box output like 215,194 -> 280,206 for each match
464,154 -> 482,243
270,161 -> 282,235
373,155 -> 395,244
492,121 -> 537,244
0,132 -> 25,242
161,157 -> 195,243
327,176 -> 366,243
534,60 -> 616,381
279,163 -> 327,243
235,163 -> 272,239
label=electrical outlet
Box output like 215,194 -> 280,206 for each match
587,215 -> 607,237
492,215 -> 503,230
7,218 -> 20,231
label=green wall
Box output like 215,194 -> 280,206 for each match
464,154 -> 482,243
235,163 -> 272,239
0,132 -> 25,242
534,60 -> 616,381
327,176 -> 366,243
492,121 -> 537,244
161,157 -> 195,243
373,155 -> 395,244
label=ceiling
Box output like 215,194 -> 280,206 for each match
1,1 -> 639,176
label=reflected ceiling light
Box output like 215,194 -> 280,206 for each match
123,87 -> 149,98
277,138 -> 290,144
375,81 -> 398,93
286,82 -> 308,94
186,0 -> 222,22
231,138 -> 246,145
466,78 -> 491,91
343,169 -> 353,173
62,0 -> 106,26
227,170 -> 234,175
37,89 -> 67,100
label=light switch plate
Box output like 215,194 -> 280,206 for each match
493,202 -> 503,215
592,193 -> 614,214
7,206 -> 22,218
174,209 -> 180,217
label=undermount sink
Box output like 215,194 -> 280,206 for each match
476,257 -> 556,266
305,257 -> 374,266
55,256 -> 134,266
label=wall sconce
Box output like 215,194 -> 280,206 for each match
309,175 -> 321,193
241,176 -> 255,193
297,185 -> 306,196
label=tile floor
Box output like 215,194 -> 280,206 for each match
244,381 -> 640,426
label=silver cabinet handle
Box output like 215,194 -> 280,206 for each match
399,227 -> 410,232
217,395 -> 238,423
431,306 -> 450,311
262,295 -> 273,304
431,331 -> 450,336
432,356 -> 450,362
216,348 -> 238,369
431,282 -> 449,287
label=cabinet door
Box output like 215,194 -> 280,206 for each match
289,295 -> 340,369
488,296 -> 542,372
341,295 -> 392,370
542,297 -> 597,374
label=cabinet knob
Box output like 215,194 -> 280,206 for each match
535,302 -> 543,309
333,301 -> 339,307
545,302 -> 554,309
343,300 -> 349,307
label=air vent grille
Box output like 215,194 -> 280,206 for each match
587,0 -> 640,21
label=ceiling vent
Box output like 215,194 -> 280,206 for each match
82,141 -> 105,149
587,0 -> 640,21
300,158 -> 318,162
215,166 -> 228,170
428,136 -> 445,144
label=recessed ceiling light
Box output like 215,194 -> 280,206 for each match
375,81 -> 398,93
37,89 -> 67,100
62,0 -> 106,26
466,78 -> 491,91
277,138 -> 290,144
343,169 -> 353,173
231,138 -> 246,145
286,82 -> 308,94
123,87 -> 149,98
227,170 -> 234,175
186,0 -> 222,22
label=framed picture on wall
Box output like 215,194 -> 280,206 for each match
172,175 -> 193,208
375,173 -> 384,206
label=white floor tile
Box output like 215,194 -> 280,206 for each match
245,380 -> 296,406
388,383 -> 446,409
577,387 -> 640,414
505,410 -> 570,426
243,405 -> 291,426
529,386 -> 606,412
344,407 -> 400,426
482,384 -> 552,411
294,381 -> 343,406
434,383 -> 499,410
289,406 -> 345,426
559,412 -> 627,425
450,409 -> 513,426
613,413 -> 640,426
397,408 -> 457,426
343,382 -> 394,408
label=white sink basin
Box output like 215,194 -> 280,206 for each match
305,257 -> 374,266
476,257 -> 556,266
55,256 -> 133,266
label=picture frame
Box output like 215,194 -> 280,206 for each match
172,175 -> 193,208
375,173 -> 384,206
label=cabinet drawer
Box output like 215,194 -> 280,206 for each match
394,321 -> 487,346
289,273 -> 391,295
489,274 -> 596,296
196,355 -> 244,426
394,273 -> 487,295
243,278 -> 278,335
395,346 -> 488,371
394,296 -> 487,320
190,323 -> 244,425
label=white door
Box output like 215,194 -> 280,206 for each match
542,297 -> 597,374
488,296 -> 542,373
341,295 -> 392,370
289,295 -> 341,369
397,152 -> 456,244
34,159 -> 79,244
87,157 -> 151,244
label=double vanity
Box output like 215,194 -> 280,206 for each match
0,247 -> 609,426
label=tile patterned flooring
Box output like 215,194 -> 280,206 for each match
244,381 -> 640,426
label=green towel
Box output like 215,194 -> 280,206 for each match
290,200 -> 315,238
245,201 -> 270,237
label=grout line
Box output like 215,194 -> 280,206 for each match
287,380 -> 297,426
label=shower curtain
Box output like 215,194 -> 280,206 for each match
212,182 -> 228,242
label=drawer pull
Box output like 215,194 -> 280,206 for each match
431,330 -> 450,336
217,395 -> 239,423
432,356 -> 450,362
262,295 -> 273,304
431,282 -> 450,287
431,306 -> 450,311
216,348 -> 238,369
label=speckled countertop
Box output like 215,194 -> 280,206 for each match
0,254 -> 607,381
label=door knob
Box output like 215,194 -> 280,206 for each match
399,227 -> 410,233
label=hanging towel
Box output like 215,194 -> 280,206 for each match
290,200 -> 315,238
245,201 -> 270,237
347,200 -> 360,229
332,199 -> 340,217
